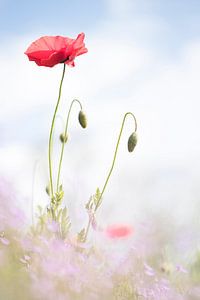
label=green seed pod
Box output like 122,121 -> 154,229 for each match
59,133 -> 68,143
128,132 -> 137,152
45,185 -> 50,196
78,110 -> 87,128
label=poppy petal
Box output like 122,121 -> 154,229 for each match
25,33 -> 88,67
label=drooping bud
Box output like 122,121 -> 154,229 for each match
45,185 -> 50,196
59,133 -> 68,143
78,110 -> 87,128
127,132 -> 137,152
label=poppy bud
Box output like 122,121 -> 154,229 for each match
45,185 -> 50,196
127,132 -> 137,152
78,110 -> 87,128
60,133 -> 68,143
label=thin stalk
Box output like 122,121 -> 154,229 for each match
48,64 -> 66,199
56,99 -> 82,192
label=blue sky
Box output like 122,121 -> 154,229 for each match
0,0 -> 200,224
1,0 -> 200,55
0,0 -> 105,36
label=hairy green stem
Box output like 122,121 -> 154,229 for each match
84,112 -> 137,242
56,99 -> 83,192
48,64 -> 66,199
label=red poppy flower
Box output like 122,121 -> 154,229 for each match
105,224 -> 133,239
25,33 -> 88,67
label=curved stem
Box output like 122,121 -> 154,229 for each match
95,112 -> 137,211
48,64 -> 66,199
56,99 -> 83,192
84,112 -> 137,242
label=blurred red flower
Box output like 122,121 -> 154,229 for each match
25,33 -> 87,67
105,224 -> 133,239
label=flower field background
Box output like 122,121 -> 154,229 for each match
0,1 -> 200,299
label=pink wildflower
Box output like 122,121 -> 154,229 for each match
0,236 -> 10,246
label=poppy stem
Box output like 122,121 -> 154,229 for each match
48,64 -> 66,200
83,112 -> 137,242
56,99 -> 83,192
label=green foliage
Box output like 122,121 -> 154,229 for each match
33,205 -> 48,234
191,249 -> 200,283
77,228 -> 86,243
59,207 -> 71,239
31,204 -> 71,239
93,188 -> 101,208
85,188 -> 101,212
51,185 -> 64,208
113,278 -> 139,300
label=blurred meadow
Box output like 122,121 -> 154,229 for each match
0,0 -> 200,300
0,0 -> 200,288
